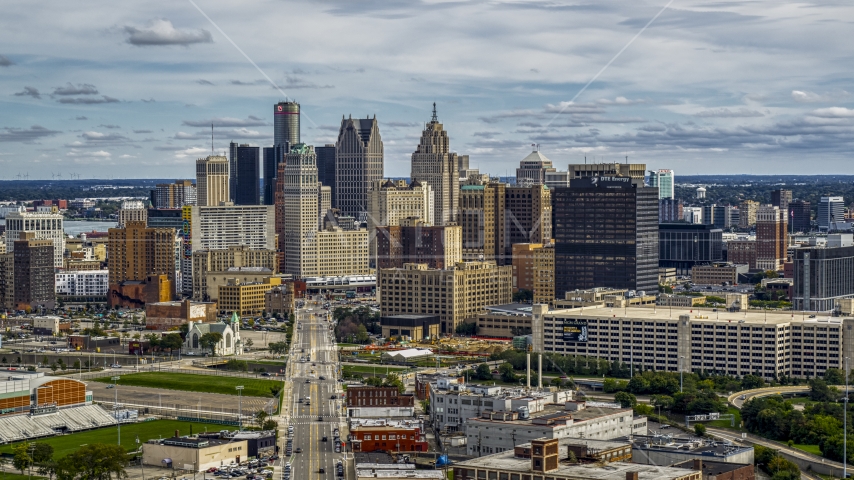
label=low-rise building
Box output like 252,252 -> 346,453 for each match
145,299 -> 218,331
453,438 -> 700,480
414,373 -> 462,400
464,402 -> 646,456
182,315 -> 241,356
656,295 -> 706,308
691,263 -> 748,285
217,277 -> 282,316
229,430 -> 277,459
68,335 -> 121,352
429,377 -> 574,433
380,348 -> 434,364
552,288 -> 656,309
55,270 -> 109,297
33,316 -> 71,335
346,386 -> 416,418
142,434 -> 249,472
670,460 -> 754,480
380,314 -> 440,342
472,304 -> 534,338
349,418 -> 428,452
632,434 -> 754,466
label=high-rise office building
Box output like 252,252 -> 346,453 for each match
460,181 -> 506,264
9,232 -> 55,310
648,169 -> 675,199
316,144 -> 337,209
4,210 -> 65,267
703,204 -> 738,229
553,176 -> 659,296
282,144 -> 320,276
756,205 -> 788,271
367,179 -> 434,263
188,205 -> 276,252
411,104 -> 459,226
195,155 -> 230,207
658,223 -> 723,275
792,234 -> 854,311
516,149 -> 555,186
153,180 -> 196,208
376,220 -> 462,270
505,185 -> 552,258
567,162 -> 646,180
274,101 -> 300,146
335,115 -> 384,221
659,199 -> 683,223
789,200 -> 811,233
118,200 -> 147,228
319,184 -> 332,230
108,221 -> 178,300
739,200 -> 759,228
262,144 -> 287,206
818,196 -> 845,232
229,141 -> 238,202
232,144 -> 260,205
771,189 -> 792,214
511,243 -> 555,304
147,208 -> 183,230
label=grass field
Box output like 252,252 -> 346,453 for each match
0,473 -> 46,480
792,443 -> 822,456
0,420 -> 234,458
91,372 -> 282,398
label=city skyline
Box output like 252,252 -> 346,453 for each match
2,1 -> 854,179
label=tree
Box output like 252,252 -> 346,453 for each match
50,363 -> 58,373
455,323 -> 477,336
270,384 -> 282,397
499,363 -> 516,383
823,368 -> 845,385
741,374 -> 765,390
199,332 -> 223,356
12,443 -> 33,474
809,378 -> 838,402
383,372 -> 405,394
694,424 -> 706,436
512,289 -> 533,303
355,324 -> 370,344
365,376 -> 383,387
269,341 -> 288,355
73,359 -> 81,370
54,443 -> 128,480
634,403 -> 654,416
254,410 -> 268,428
566,450 -> 578,463
261,419 -> 278,431
244,339 -> 254,350
475,364 -> 492,381
159,333 -> 183,355
614,391 -> 637,408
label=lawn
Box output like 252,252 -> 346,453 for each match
91,372 -> 282,398
792,443 -> 822,456
706,407 -> 743,431
0,473 -> 46,480
0,419 -> 234,458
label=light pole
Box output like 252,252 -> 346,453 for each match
236,386 -> 244,430
679,356 -> 684,393
136,435 -> 145,480
111,376 -> 121,446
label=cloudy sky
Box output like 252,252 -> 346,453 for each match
1,0 -> 853,180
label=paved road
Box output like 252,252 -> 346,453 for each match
281,303 -> 347,480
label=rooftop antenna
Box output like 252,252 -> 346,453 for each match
431,102 -> 438,123
211,124 -> 214,155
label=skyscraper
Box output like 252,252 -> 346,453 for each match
4,210 -> 65,267
195,155 -> 229,207
153,180 -> 196,208
263,144 -> 288,206
553,176 -> 659,296
11,232 -> 55,310
335,116 -> 383,221
108,221 -> 178,300
411,104 -> 459,226
282,144 -> 320,276
516,149 -> 555,186
316,144 -> 337,209
233,144 -> 260,205
229,141 -> 238,202
755,205 -> 788,271
274,101 -> 300,146
648,169 -> 675,199
739,200 -> 759,228
771,189 -> 792,214
818,196 -> 844,232
789,200 -> 811,233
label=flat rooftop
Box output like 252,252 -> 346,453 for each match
671,459 -> 750,476
517,437 -> 629,451
455,455 -> 695,480
469,403 -> 632,426
357,470 -> 444,479
482,304 -> 534,316
632,435 -> 752,457
544,305 -> 847,326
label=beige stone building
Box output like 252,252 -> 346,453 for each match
367,179 -> 434,261
379,261 -> 512,334
312,227 -> 370,277
691,262 -> 748,285
142,436 -> 248,472
195,155 -> 230,207
410,105 -> 458,226
319,183 -> 331,230
117,200 -> 147,228
656,294 -> 706,308
739,200 -> 759,228
265,283 -> 295,317
191,246 -> 277,301
566,162 -> 646,180
460,182 -> 506,264
511,243 -> 554,304
218,277 -> 282,315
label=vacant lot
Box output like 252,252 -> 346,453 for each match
92,372 -> 282,398
0,419 -> 233,458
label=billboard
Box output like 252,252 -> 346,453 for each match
562,320 -> 588,342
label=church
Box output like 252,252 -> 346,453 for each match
182,312 -> 242,356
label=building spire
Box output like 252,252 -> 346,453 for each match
431,102 -> 438,122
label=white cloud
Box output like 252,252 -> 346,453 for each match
123,19 -> 213,46
808,107 -> 854,118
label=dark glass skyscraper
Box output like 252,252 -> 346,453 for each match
336,115 -> 384,221
234,144 -> 260,205
658,223 -> 723,275
263,144 -> 288,206
553,176 -> 659,296
274,101 -> 300,146
316,144 -> 337,209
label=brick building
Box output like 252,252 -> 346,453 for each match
346,386 -> 416,418
145,299 -> 218,331
726,240 -> 756,270
349,419 -> 428,453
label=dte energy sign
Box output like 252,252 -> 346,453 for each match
562,320 -> 589,342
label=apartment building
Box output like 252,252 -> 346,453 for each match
511,243 -> 554,304
191,246 -> 277,301
217,277 -> 282,316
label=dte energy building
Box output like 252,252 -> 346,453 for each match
552,176 -> 659,297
